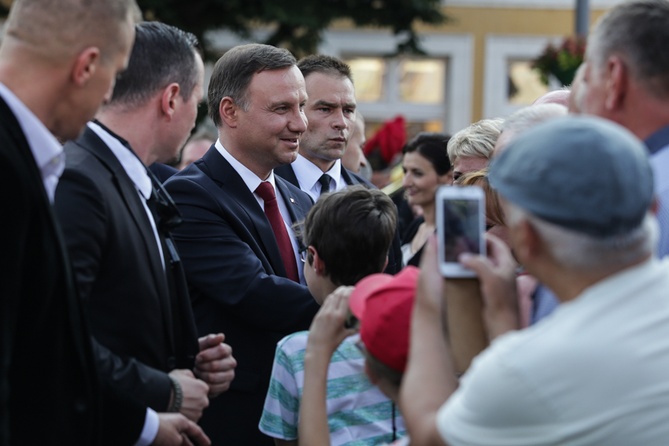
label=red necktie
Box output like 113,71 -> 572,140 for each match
255,181 -> 299,282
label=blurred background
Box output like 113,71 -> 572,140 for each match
0,0 -> 622,140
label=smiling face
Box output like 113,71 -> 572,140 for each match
402,151 -> 447,210
229,65 -> 308,178
299,72 -> 356,171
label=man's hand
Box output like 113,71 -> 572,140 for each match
169,369 -> 209,422
153,413 -> 211,446
459,233 -> 519,339
195,333 -> 237,397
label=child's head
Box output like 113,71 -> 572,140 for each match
348,266 -> 419,400
301,186 -> 397,303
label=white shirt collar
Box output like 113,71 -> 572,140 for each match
292,154 -> 343,201
214,139 -> 279,195
0,82 -> 64,203
88,121 -> 152,200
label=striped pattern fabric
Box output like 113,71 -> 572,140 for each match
259,331 -> 406,445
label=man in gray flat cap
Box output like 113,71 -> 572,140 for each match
399,116 -> 669,446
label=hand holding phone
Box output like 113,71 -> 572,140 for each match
436,185 -> 486,278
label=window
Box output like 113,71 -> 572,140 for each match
507,60 -> 549,105
399,60 -> 445,104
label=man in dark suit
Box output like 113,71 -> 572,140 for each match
0,0 -> 208,445
55,22 -> 236,421
164,43 -> 320,445
275,54 -> 403,273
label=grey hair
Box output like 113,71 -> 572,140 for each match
504,201 -> 657,270
496,104 -> 568,153
587,0 -> 669,99
447,117 -> 504,163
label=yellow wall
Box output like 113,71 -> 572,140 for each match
434,6 -> 608,120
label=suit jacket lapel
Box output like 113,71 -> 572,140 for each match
75,128 -> 173,337
199,149 -> 288,277
340,166 -> 360,186
273,163 -> 299,188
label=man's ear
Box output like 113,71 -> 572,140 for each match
71,47 -> 101,86
605,55 -> 629,111
219,97 -> 238,128
511,219 -> 542,263
160,83 -> 181,120
310,246 -> 326,276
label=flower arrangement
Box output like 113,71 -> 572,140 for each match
532,35 -> 587,86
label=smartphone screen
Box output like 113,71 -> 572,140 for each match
436,186 -> 485,278
442,198 -> 482,261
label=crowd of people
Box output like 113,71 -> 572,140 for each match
4,0 -> 669,445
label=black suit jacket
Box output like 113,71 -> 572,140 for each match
0,98 -> 144,445
54,126 -> 199,411
150,162 -> 179,183
275,163 -> 404,274
165,147 -> 320,445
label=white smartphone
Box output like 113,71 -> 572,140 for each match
436,185 -> 486,278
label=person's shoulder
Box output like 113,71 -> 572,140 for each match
149,163 -> 178,183
343,167 -> 375,189
276,174 -> 314,207
277,330 -> 309,352
164,161 -> 209,190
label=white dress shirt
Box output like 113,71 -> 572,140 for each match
291,154 -> 345,201
0,84 -> 158,446
0,82 -> 64,203
88,121 -> 165,270
215,140 -> 305,283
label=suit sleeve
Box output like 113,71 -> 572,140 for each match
166,176 -> 319,333
100,379 -> 150,446
55,167 -> 172,411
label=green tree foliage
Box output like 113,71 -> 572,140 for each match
137,0 -> 447,59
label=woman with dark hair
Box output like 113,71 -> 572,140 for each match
400,132 -> 452,266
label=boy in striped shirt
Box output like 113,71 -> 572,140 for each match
259,186 -> 403,445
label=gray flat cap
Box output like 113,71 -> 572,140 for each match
488,116 -> 653,237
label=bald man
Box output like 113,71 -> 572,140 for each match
0,0 -> 208,444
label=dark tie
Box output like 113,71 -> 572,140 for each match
317,174 -> 331,196
255,181 -> 299,282
146,168 -> 182,233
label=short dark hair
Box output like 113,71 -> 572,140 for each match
589,0 -> 669,98
301,186 -> 397,287
297,54 -> 353,82
110,21 -> 200,107
364,349 -> 403,388
402,132 -> 452,176
207,43 -> 296,127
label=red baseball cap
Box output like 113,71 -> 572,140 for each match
349,266 -> 419,373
